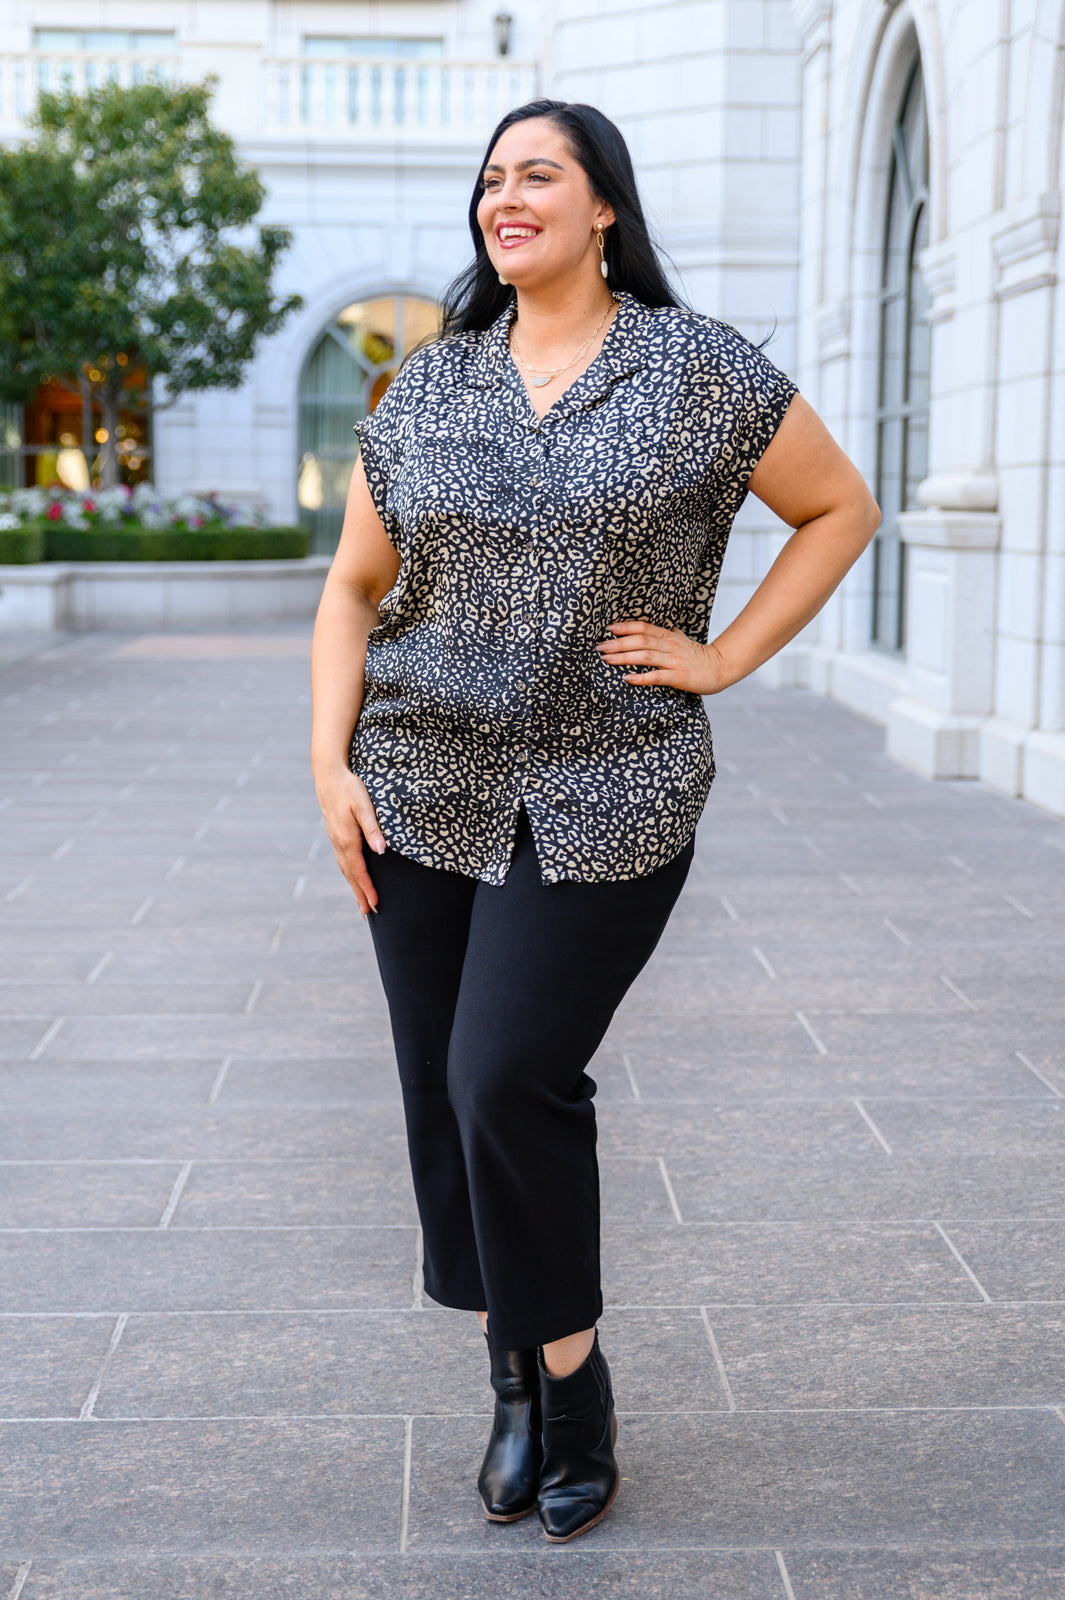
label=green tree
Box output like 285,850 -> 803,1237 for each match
0,78 -> 301,486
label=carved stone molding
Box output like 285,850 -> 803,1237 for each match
917,239 -> 956,324
916,471 -> 999,512
791,0 -> 831,60
992,191 -> 1061,299
897,508 -> 1001,550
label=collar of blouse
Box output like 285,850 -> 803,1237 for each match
463,288 -> 646,412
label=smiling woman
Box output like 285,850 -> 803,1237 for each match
311,97 -> 880,1545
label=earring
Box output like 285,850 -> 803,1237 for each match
596,225 -> 608,280
498,270 -> 508,285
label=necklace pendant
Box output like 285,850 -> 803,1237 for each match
530,374 -> 553,388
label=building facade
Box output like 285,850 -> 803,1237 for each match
1,0 -> 1063,817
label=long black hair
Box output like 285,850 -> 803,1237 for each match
439,99 -> 688,335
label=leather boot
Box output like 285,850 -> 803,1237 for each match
537,1331 -> 620,1543
477,1337 -> 543,1521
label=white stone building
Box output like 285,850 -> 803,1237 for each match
1,0 -> 1063,817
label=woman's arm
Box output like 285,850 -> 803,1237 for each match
595,394 -> 881,692
310,458 -> 401,914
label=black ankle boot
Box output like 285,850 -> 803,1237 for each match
537,1331 -> 619,1543
477,1337 -> 543,1522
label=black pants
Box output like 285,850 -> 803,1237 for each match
365,809 -> 693,1349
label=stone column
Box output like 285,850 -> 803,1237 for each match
888,473 -> 1000,778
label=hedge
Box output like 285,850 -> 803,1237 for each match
0,525 -> 46,564
32,522 -> 309,562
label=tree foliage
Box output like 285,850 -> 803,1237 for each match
0,78 -> 302,484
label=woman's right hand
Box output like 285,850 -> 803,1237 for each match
314,764 -> 386,916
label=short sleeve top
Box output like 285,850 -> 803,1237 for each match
351,290 -> 797,885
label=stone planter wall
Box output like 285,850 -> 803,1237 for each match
0,557 -> 332,632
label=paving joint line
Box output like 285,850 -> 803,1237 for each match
412,1228 -> 425,1310
29,1017 -> 64,1061
4,1403 -> 1065,1425
85,951 -> 113,985
699,1308 -> 737,1412
656,1156 -> 684,1223
159,1163 -> 193,1229
621,1051 -> 642,1101
1015,1051 -> 1062,1096
398,1417 -> 414,1553
5,1563 -> 31,1600
78,1313 -> 128,1420
207,1056 -> 234,1106
932,1222 -> 992,1303
775,1550 -> 798,1600
853,1099 -> 893,1155
794,1010 -> 828,1055
751,944 -> 777,979
940,973 -> 977,1010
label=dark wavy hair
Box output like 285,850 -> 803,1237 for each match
439,99 -> 687,335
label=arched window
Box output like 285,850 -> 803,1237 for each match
873,51 -> 931,651
297,294 -> 439,553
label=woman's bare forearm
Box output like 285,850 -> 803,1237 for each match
597,494 -> 879,695
310,573 -> 381,782
709,497 -> 879,689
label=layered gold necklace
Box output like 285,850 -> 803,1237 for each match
510,295 -> 619,388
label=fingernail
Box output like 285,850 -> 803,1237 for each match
372,838 -> 386,855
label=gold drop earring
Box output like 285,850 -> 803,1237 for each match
596,225 -> 608,280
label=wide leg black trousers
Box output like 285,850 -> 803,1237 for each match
365,810 -> 693,1350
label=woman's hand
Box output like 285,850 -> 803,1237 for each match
596,619 -> 729,696
313,764 -> 386,916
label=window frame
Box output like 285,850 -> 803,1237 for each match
872,49 -> 931,655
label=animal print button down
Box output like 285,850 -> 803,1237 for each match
351,290 -> 797,885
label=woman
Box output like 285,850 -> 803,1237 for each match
311,99 -> 879,1542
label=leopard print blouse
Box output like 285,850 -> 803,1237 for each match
351,289 -> 797,885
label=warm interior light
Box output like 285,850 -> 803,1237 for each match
297,452 -> 323,510
88,368 -> 102,381
95,428 -> 108,443
56,448 -> 90,491
116,352 -> 129,366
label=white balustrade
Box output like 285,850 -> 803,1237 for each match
261,57 -> 538,138
0,50 -> 537,143
0,52 -> 174,129
0,50 -> 530,144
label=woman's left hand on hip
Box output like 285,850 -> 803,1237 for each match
596,618 -> 727,696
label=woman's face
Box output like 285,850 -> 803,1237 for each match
476,117 -> 615,292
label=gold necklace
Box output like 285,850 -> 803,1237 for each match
510,296 -> 618,388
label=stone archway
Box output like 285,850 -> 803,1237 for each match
296,292 -> 439,553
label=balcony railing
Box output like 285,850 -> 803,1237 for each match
264,57 -> 536,137
0,52 -> 175,123
0,51 -> 538,142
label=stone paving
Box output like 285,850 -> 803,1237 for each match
1,623 -> 1064,1600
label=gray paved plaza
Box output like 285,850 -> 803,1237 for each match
1,624 -> 1064,1599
